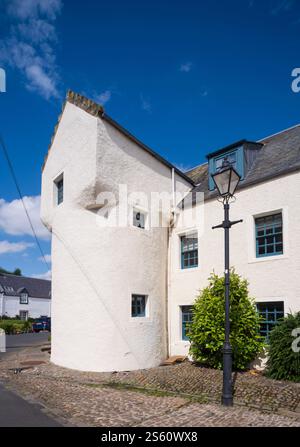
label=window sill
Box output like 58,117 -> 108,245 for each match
248,253 -> 288,264
176,266 -> 201,273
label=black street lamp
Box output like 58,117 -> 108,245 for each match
212,158 -> 242,407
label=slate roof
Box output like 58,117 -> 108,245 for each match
185,124 -> 300,200
0,274 -> 51,299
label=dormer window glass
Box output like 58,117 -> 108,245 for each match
215,151 -> 237,171
208,146 -> 244,191
20,293 -> 29,304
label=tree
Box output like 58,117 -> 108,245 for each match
0,267 -> 22,276
188,271 -> 264,370
266,312 -> 300,382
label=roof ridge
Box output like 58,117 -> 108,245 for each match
186,160 -> 208,173
258,123 -> 300,142
0,272 -> 50,282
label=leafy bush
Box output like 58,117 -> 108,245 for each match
266,312 -> 300,382
0,319 -> 32,334
188,271 -> 264,370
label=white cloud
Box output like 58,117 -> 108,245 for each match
0,196 -> 50,240
0,240 -> 34,254
94,90 -> 112,105
31,269 -> 52,280
38,253 -> 51,263
17,19 -> 57,43
180,62 -> 193,73
140,94 -> 152,113
0,0 -> 62,100
7,0 -> 62,21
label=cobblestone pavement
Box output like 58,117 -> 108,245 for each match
0,345 -> 300,427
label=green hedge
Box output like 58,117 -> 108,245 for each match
0,319 -> 32,334
266,312 -> 300,382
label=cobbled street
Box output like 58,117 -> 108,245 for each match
0,341 -> 299,427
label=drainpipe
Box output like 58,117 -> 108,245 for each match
165,169 -> 176,359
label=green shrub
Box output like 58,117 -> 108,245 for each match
22,320 -> 32,332
188,271 -> 264,370
266,312 -> 300,382
0,319 -> 32,334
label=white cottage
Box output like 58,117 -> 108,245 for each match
41,91 -> 300,372
0,273 -> 51,320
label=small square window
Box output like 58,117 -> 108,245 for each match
256,302 -> 284,341
54,174 -> 64,205
133,210 -> 145,229
20,293 -> 28,305
131,294 -> 147,317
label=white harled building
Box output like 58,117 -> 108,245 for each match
41,91 -> 300,372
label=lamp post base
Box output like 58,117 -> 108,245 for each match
222,341 -> 233,407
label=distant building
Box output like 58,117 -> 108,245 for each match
0,273 -> 51,320
41,91 -> 300,372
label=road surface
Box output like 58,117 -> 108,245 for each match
0,332 -> 62,427
0,383 -> 61,427
5,332 -> 50,350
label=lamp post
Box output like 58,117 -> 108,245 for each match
212,158 -> 242,407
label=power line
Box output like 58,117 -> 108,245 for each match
0,134 -> 50,271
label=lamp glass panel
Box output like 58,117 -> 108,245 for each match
213,169 -> 231,196
228,169 -> 240,196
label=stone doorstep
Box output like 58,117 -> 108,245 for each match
20,361 -> 46,367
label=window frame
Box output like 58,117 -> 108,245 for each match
208,146 -> 244,190
54,173 -> 64,206
180,232 -> 198,269
133,209 -> 146,229
256,301 -> 284,341
131,294 -> 147,318
19,293 -> 29,305
255,212 -> 283,258
181,305 -> 193,341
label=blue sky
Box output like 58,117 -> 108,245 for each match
1,0 -> 300,278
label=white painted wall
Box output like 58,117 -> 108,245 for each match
2,296 -> 51,319
169,172 -> 300,356
41,101 -> 191,372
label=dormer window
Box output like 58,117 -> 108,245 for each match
207,140 -> 263,191
20,292 -> 29,304
208,144 -> 244,191
215,151 -> 237,172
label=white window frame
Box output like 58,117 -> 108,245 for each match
20,293 -> 28,305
